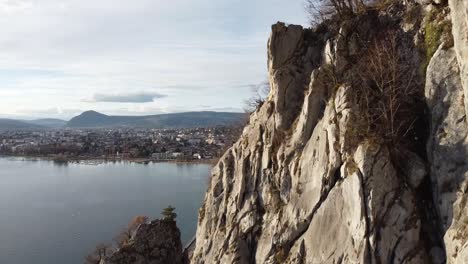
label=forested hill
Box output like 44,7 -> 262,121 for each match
66,110 -> 246,128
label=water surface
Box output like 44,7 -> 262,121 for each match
0,158 -> 210,264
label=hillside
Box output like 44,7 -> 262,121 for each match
23,118 -> 67,128
67,111 -> 246,128
0,119 -> 45,130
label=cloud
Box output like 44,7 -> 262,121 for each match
199,105 -> 244,113
0,0 -> 34,14
209,107 -> 244,112
7,107 -> 84,120
84,91 -> 167,103
0,0 -> 307,117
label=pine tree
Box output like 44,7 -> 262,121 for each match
161,206 -> 177,221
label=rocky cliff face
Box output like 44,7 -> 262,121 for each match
426,1 -> 468,260
103,219 -> 183,264
192,1 -> 467,263
448,0 -> 468,117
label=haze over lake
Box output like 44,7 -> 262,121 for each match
0,158 -> 210,264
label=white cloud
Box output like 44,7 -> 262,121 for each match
0,0 -> 34,14
83,91 -> 167,103
0,0 -> 308,118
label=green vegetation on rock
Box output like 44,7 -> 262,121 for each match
421,8 -> 453,74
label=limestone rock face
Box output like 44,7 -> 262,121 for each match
104,219 -> 183,264
448,0 -> 468,116
191,21 -> 432,264
426,46 -> 468,264
190,5 -> 467,264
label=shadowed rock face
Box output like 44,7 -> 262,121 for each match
103,220 -> 183,264
425,2 -> 468,262
190,3 -> 467,264
426,47 -> 468,264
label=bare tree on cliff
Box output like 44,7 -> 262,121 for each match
114,215 -> 149,247
353,30 -> 421,147
306,0 -> 369,24
244,80 -> 270,113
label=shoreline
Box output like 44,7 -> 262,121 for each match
0,154 -> 217,165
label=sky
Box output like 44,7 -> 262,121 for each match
0,0 -> 308,120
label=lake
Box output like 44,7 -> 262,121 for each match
0,157 -> 211,264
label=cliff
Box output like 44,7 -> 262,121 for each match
102,219 -> 183,264
191,1 -> 467,263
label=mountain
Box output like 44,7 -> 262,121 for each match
0,111 -> 245,130
0,119 -> 45,130
67,110 -> 246,128
23,118 -> 67,128
67,111 -> 111,127
0,118 -> 66,130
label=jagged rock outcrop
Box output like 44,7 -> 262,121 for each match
103,219 -> 183,264
191,2 -> 467,264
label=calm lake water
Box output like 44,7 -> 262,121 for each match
0,157 -> 210,264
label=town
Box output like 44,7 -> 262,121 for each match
0,126 -> 242,162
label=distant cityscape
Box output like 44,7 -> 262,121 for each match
0,126 -> 242,162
